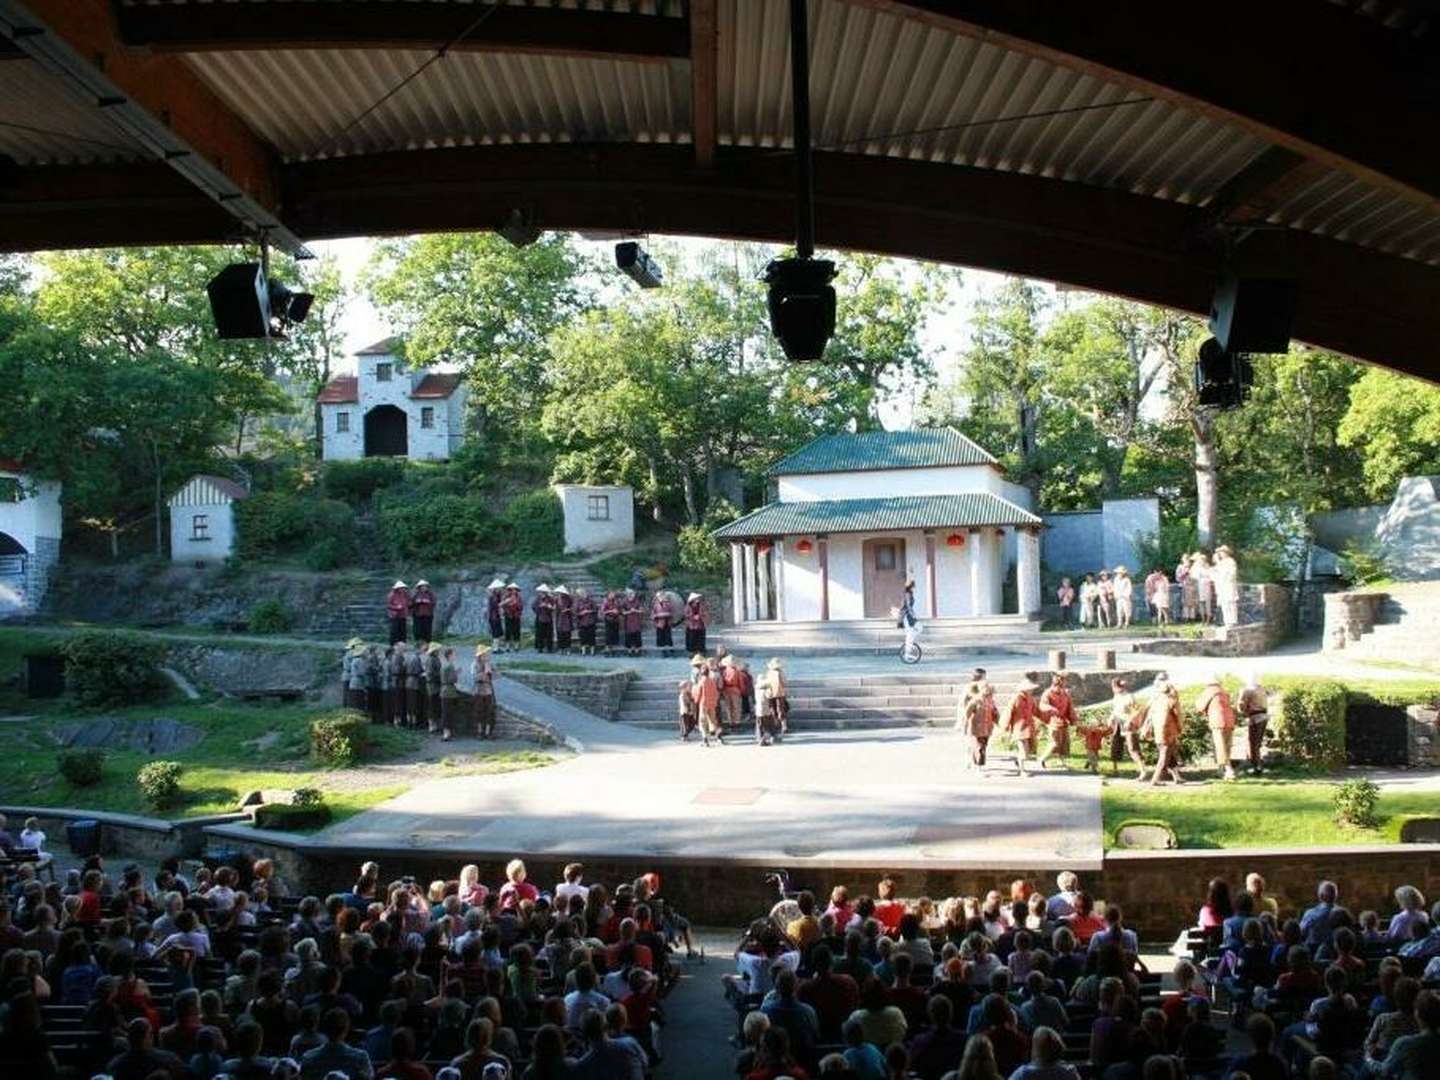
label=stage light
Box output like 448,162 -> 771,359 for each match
1194,335 -> 1255,410
765,256 -> 836,361
207,263 -> 315,339
498,208 -> 540,249
614,242 -> 663,288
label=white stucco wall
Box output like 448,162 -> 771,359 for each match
0,471 -> 61,552
557,485 -> 635,554
320,351 -> 466,462
774,528 -> 1006,621
777,464 -> 1011,502
170,502 -> 236,562
320,402 -> 364,460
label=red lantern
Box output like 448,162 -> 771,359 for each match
756,540 -> 772,556
945,533 -> 965,548
795,538 -> 814,555
994,528 -> 1006,538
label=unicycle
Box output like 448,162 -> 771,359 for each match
900,623 -> 923,664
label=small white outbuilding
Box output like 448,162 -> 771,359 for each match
555,484 -> 635,554
0,460 -> 62,617
169,475 -> 249,563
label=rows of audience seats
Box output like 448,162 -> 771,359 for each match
725,872 -> 1440,1080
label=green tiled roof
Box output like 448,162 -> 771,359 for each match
712,493 -> 1040,539
767,427 -> 997,476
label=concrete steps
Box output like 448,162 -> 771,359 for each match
614,672 -> 1027,726
1341,582 -> 1440,659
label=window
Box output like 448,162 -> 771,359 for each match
336,411 -> 350,433
191,514 -> 210,541
875,544 -> 896,571
586,494 -> 610,521
375,362 -> 393,382
420,406 -> 435,429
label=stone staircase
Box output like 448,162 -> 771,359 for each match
613,671 -> 1031,731
714,615 -> 1051,656
1332,581 -> 1440,663
303,574 -> 397,639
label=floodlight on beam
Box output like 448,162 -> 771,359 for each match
615,241 -> 663,288
498,208 -> 541,248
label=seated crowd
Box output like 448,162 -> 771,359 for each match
725,871 -> 1440,1080
0,850 -> 686,1079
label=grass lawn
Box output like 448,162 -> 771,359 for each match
1101,773 -> 1438,849
0,628 -> 559,828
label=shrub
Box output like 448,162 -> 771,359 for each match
501,489 -> 565,558
58,748 -> 105,787
235,492 -> 355,558
137,760 -> 183,809
1334,777 -> 1380,828
676,524 -> 729,575
377,493 -> 502,563
302,535 -> 353,572
323,458 -> 408,504
248,599 -> 293,634
1341,540 -> 1391,588
253,802 -> 332,831
309,709 -> 370,767
1271,679 -> 1347,771
61,631 -> 165,708
291,786 -> 325,808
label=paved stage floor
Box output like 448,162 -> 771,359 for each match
325,726 -> 1104,869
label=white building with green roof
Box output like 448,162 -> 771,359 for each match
714,428 -> 1043,625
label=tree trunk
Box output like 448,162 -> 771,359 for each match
702,438 -> 720,502
110,529 -> 119,561
152,440 -> 165,558
1192,410 -> 1219,547
680,469 -> 700,526
646,456 -> 664,523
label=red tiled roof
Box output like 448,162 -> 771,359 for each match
317,375 -> 359,403
0,458 -> 26,474
356,336 -> 400,356
411,373 -> 462,399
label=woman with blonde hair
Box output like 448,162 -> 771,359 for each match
499,858 -> 538,910
1389,886 -> 1429,944
1192,551 -> 1214,623
946,1031 -> 1002,1080
458,865 -> 487,908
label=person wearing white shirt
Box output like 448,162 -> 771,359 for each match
18,818 -> 47,858
1046,872 -> 1080,921
555,863 -> 590,909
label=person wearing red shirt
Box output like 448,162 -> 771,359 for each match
684,592 -> 708,655
620,589 -> 644,657
651,593 -> 675,659
499,584 -> 523,652
1065,892 -> 1107,945
719,657 -> 744,729
873,877 -> 906,936
76,869 -> 105,924
497,859 -> 539,911
603,919 -> 653,971
410,580 -> 436,643
1003,681 -> 1041,777
1038,673 -> 1079,770
385,581 -> 410,645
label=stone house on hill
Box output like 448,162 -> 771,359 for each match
317,337 -> 468,461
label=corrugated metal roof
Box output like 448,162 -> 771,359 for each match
0,60 -> 149,165
185,46 -> 689,161
356,337 -> 400,356
769,428 -> 997,476
713,492 -> 1041,539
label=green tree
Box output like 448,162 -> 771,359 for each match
366,233 -> 588,442
816,254 -> 958,429
1337,367 -> 1440,500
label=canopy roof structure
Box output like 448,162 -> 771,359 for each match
3,1 -> 1439,378
712,492 -> 1042,539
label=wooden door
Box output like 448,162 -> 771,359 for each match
862,537 -> 907,618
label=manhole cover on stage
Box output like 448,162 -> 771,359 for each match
692,786 -> 766,806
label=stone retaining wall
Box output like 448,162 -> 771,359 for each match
1408,706 -> 1440,767
501,670 -> 635,720
166,643 -> 332,698
1144,584 -> 1293,658
198,829 -> 1440,937
1,806 -> 248,861
1323,591 -> 1387,651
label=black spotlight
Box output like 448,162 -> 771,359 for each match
207,262 -> 271,339
615,242 -> 663,288
267,279 -> 315,325
1194,335 -> 1255,410
765,257 -> 836,361
498,208 -> 541,249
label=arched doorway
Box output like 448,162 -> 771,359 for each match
364,405 -> 408,457
0,532 -> 26,578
